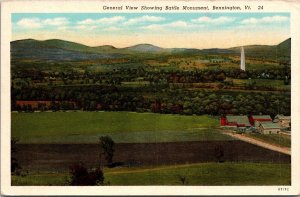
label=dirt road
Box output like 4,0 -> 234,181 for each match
221,130 -> 291,155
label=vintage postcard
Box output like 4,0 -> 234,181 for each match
1,0 -> 300,195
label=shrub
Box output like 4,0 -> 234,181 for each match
99,136 -> 115,164
68,163 -> 104,186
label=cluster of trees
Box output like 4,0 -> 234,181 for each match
67,136 -> 116,186
11,82 -> 291,117
68,163 -> 104,186
150,89 -> 290,117
12,65 -> 290,88
11,64 -> 291,117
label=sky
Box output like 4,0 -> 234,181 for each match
12,13 -> 290,49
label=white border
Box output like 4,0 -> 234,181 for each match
1,0 -> 300,195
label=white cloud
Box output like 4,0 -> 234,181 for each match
262,15 -> 289,23
192,16 -> 235,24
241,18 -> 258,25
75,25 -> 87,29
241,15 -> 289,25
43,17 -> 69,26
77,19 -> 95,25
77,16 -> 125,25
16,18 -> 42,29
17,17 -> 70,29
98,16 -> 125,23
124,15 -> 165,25
141,20 -> 195,31
168,21 -> 188,28
141,24 -> 163,30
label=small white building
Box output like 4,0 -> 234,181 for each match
254,120 -> 272,128
273,114 -> 291,129
258,122 -> 281,134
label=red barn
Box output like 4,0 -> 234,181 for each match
221,115 -> 251,127
220,117 -> 227,126
249,115 -> 272,126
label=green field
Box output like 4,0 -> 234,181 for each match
121,81 -> 150,87
11,112 -> 229,143
12,162 -> 291,186
245,133 -> 291,148
233,78 -> 290,90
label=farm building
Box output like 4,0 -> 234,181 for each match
221,115 -> 251,128
273,114 -> 291,129
258,122 -> 281,134
249,115 -> 272,127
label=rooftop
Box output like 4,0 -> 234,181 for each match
260,122 -> 281,129
226,115 -> 251,126
275,115 -> 291,120
252,115 -> 272,119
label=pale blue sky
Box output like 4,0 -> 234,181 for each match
12,13 -> 290,48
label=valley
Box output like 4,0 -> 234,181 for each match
10,38 -> 291,186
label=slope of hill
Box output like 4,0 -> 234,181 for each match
11,39 -> 124,61
276,38 -> 291,61
229,38 -> 291,62
11,38 -> 291,62
93,45 -> 116,52
124,44 -> 165,53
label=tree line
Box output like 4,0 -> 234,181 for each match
12,66 -> 290,85
11,84 -> 290,117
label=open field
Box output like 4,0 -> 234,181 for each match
245,133 -> 291,148
12,162 -> 291,186
121,81 -> 150,87
232,78 -> 290,90
12,112 -> 223,143
220,130 -> 290,155
15,141 -> 290,173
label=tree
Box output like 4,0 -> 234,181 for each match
178,175 -> 188,185
214,145 -> 224,163
68,163 -> 104,186
11,138 -> 21,174
99,136 -> 115,164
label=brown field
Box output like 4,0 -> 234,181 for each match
15,140 -> 290,173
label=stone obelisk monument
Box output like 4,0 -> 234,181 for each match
240,46 -> 245,71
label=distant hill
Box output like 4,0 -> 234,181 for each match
229,38 -> 291,62
11,38 -> 290,62
276,38 -> 291,61
94,45 -> 116,51
201,48 -> 235,54
124,44 -> 165,53
11,39 -> 124,61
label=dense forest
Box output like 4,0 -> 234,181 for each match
11,67 -> 290,117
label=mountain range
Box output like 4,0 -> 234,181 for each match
11,38 -> 291,62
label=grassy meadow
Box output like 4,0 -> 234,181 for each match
11,112 -> 290,186
232,78 -> 290,90
12,162 -> 291,186
245,133 -> 291,148
11,111 -> 228,143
